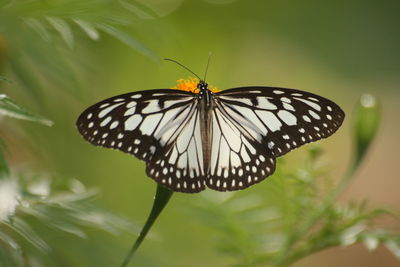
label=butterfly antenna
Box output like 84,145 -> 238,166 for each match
203,52 -> 212,82
164,58 -> 201,80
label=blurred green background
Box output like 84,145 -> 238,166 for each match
1,0 -> 399,266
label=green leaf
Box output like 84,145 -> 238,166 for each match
0,146 -> 10,178
96,23 -> 159,62
23,18 -> 52,42
0,231 -> 20,251
118,0 -> 156,19
386,240 -> 400,259
73,19 -> 100,40
0,94 -> 53,126
46,17 -> 74,48
364,235 -> 379,251
6,217 -> 51,253
0,231 -> 23,266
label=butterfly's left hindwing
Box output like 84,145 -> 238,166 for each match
146,107 -> 207,193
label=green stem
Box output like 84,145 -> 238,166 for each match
120,185 -> 173,267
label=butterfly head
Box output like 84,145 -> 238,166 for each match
197,81 -> 209,91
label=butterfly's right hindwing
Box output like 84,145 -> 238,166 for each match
206,105 -> 276,191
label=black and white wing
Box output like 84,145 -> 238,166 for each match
76,89 -> 206,193
206,104 -> 276,191
216,86 -> 345,158
206,86 -> 344,191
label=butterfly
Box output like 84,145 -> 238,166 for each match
76,60 -> 344,193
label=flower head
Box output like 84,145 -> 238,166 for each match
172,77 -> 220,93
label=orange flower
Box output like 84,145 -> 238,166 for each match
172,77 -> 220,93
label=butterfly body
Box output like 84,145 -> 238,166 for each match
77,78 -> 344,193
198,86 -> 214,179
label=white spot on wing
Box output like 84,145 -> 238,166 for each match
125,114 -> 142,130
302,115 -> 311,122
142,101 -> 161,114
176,112 -> 196,153
308,97 -> 319,102
283,103 -> 295,111
98,103 -> 123,118
309,110 -> 320,120
169,147 -> 178,164
281,97 -> 291,103
131,94 -> 141,99
100,116 -> 112,127
230,152 -> 241,167
235,98 -> 253,105
177,153 -> 187,168
154,109 -> 180,137
255,110 -> 282,132
294,97 -> 321,111
256,97 -> 277,110
277,110 -> 297,126
124,106 -> 136,116
139,113 -> 163,136
109,121 -> 119,129
100,103 -> 110,108
291,93 -> 302,97
126,101 -> 136,108
230,105 -> 268,135
273,90 -> 284,94
240,146 -> 251,163
268,141 -> 274,149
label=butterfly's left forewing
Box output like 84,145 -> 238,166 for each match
77,89 -> 206,192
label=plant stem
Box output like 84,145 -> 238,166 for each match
120,185 -> 173,267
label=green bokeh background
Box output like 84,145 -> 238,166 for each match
1,0 -> 399,266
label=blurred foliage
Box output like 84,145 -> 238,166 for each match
0,95 -> 137,267
176,94 -> 399,267
185,148 -> 400,267
178,95 -> 399,267
120,78 -> 398,267
0,0 -> 159,99
0,93 -> 53,126
0,175 -> 137,267
0,0 -> 399,267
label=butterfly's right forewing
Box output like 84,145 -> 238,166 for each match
216,87 -> 345,157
